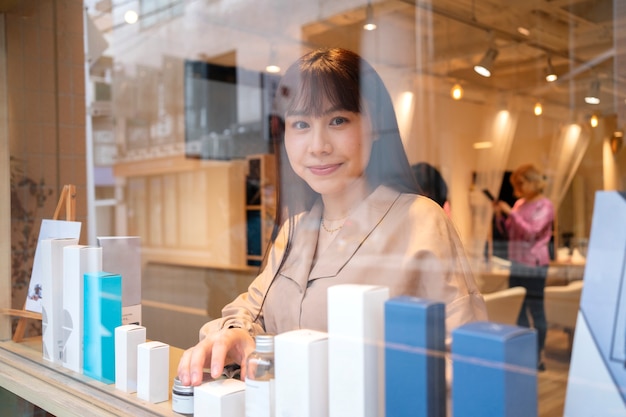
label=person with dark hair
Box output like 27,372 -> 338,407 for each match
411,162 -> 451,216
494,163 -> 554,371
178,47 -> 486,385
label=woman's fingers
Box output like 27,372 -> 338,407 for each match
210,328 -> 255,379
177,328 -> 257,385
177,338 -> 213,386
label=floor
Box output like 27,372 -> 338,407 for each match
539,328 -> 572,417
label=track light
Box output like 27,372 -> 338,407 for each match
363,2 -> 377,31
474,48 -> 499,78
451,83 -> 463,100
584,80 -> 600,105
534,101 -> 543,116
545,57 -> 557,82
590,114 -> 599,128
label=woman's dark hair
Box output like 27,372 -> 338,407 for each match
411,162 -> 448,207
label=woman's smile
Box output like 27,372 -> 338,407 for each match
308,163 -> 342,176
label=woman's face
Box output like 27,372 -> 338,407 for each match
513,175 -> 539,199
283,101 -> 375,197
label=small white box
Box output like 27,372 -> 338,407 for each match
194,378 -> 245,417
327,284 -> 389,417
115,324 -> 146,393
275,329 -> 329,417
137,341 -> 169,403
97,236 -> 142,325
62,245 -> 102,373
41,237 -> 79,364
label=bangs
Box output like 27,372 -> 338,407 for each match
278,56 -> 362,117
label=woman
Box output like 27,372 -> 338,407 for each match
494,164 -> 554,370
178,48 -> 486,386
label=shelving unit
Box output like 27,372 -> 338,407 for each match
245,154 -> 276,266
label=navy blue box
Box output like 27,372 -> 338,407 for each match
385,296 -> 445,417
452,322 -> 537,417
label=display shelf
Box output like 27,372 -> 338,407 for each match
245,154 -> 276,267
0,338 -> 183,417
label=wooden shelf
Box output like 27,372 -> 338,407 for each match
0,338 -> 184,417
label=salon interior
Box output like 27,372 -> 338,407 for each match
1,0 -> 625,416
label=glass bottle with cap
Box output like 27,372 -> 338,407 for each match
245,334 -> 275,417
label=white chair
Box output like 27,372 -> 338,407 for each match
544,279 -> 584,349
483,286 -> 527,325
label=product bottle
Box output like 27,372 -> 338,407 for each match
245,334 -> 275,417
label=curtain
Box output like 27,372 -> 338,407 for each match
545,124 -> 590,211
468,105 -> 518,265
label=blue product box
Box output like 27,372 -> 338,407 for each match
452,322 -> 537,417
384,296 -> 445,417
83,271 -> 122,384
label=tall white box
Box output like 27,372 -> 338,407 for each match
40,237 -> 79,364
327,284 -> 389,417
194,378 -> 245,417
62,245 -> 102,373
137,341 -> 170,403
115,324 -> 146,393
275,329 -> 329,417
97,236 -> 142,325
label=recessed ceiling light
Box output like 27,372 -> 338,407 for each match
124,10 -> 139,24
473,141 -> 493,149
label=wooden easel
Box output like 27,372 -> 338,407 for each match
1,184 -> 76,342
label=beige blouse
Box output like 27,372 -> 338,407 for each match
200,185 -> 487,346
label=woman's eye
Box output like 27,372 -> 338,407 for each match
291,120 -> 309,129
330,116 -> 347,126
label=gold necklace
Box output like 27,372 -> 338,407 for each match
321,217 -> 346,233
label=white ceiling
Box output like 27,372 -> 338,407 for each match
86,0 -> 623,122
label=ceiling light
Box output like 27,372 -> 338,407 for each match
473,141 -> 493,149
545,57 -> 558,82
265,46 -> 281,73
451,83 -> 463,100
610,130 -> 623,155
124,10 -> 139,24
534,102 -> 543,116
474,48 -> 498,78
363,2 -> 377,31
590,114 -> 599,128
584,80 -> 600,105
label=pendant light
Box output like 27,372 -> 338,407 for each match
363,1 -> 377,31
450,83 -> 463,100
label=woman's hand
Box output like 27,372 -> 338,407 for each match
177,327 -> 256,386
494,200 -> 512,216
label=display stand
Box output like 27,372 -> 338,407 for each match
1,184 -> 76,342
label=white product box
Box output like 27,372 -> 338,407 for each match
115,324 -> 146,393
194,378 -> 245,417
327,284 -> 389,417
275,329 -> 329,417
137,341 -> 170,403
97,236 -> 142,325
40,237 -> 79,364
62,245 -> 102,373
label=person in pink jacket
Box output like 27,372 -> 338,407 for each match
494,164 -> 554,371
177,47 -> 487,386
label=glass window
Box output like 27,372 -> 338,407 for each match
3,0 -> 626,415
